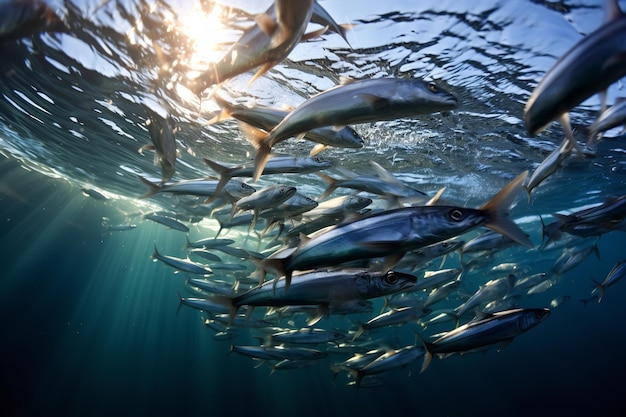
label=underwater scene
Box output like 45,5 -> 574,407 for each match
1,0 -> 626,416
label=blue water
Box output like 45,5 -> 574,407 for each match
1,0 -> 626,416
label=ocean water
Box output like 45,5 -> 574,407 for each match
1,0 -> 626,416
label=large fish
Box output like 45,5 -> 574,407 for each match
246,77 -> 458,181
524,0 -> 626,148
215,268 -> 416,324
187,0 -> 318,93
421,308 -> 550,371
255,171 -> 532,287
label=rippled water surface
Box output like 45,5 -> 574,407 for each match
1,0 -> 626,416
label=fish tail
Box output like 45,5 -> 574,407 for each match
205,94 -> 234,124
479,171 -> 533,248
413,331 -> 433,373
316,173 -> 338,200
176,292 -> 184,315
151,244 -> 160,261
590,278 -> 605,303
248,253 -> 287,286
253,140 -> 273,182
138,176 -> 160,198
202,158 -> 231,204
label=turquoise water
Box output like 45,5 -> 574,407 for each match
1,0 -> 626,416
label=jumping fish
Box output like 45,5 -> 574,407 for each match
254,171 -> 532,287
246,77 -> 458,181
524,0 -> 626,150
187,0 -> 318,93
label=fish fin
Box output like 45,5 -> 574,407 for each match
253,140 -> 273,182
317,172 -> 338,200
357,94 -> 391,110
301,25 -> 329,42
138,176 -> 160,198
248,62 -> 275,87
379,252 -> 405,272
557,113 -> 584,156
239,121 -> 269,150
479,171 -> 533,248
473,310 -> 492,321
306,305 -> 328,326
413,332 -> 433,373
205,106 -> 232,125
255,13 -> 278,36
310,143 -> 327,156
496,338 -> 514,352
138,144 -> 154,155
426,187 -> 446,206
339,76 -> 355,85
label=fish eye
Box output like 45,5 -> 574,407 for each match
428,82 -> 438,93
441,242 -> 449,247
385,272 -> 399,284
448,209 -> 464,221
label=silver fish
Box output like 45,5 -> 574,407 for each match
256,171 -> 531,287
248,77 -> 458,181
143,212 -> 189,232
188,0 -> 318,92
588,97 -> 626,142
591,259 -> 626,302
524,0 -> 626,150
271,328 -> 344,345
229,344 -> 327,361
141,109 -> 178,183
152,245 -> 213,275
421,308 -> 550,371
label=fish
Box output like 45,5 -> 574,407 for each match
455,274 -> 516,318
340,344 -> 426,387
420,308 -> 551,371
229,184 -> 297,230
247,77 -> 458,181
152,245 -> 213,275
215,268 -> 416,323
81,188 -> 108,201
203,155 -> 329,203
138,176 -> 255,202
524,138 -> 573,199
140,108 -> 178,183
143,212 -> 189,232
229,344 -> 328,362
588,97 -> 626,143
524,0 -> 626,150
209,95 -> 364,155
254,171 -> 532,287
270,328 -> 345,345
187,0 -> 319,93
591,259 -> 626,302
352,306 -> 431,341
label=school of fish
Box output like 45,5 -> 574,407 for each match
7,0 -> 626,387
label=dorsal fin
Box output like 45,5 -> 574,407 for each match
605,0 -> 624,23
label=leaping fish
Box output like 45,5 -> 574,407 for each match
245,77 -> 458,181
187,0 -> 318,93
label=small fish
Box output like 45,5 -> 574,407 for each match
138,176 -> 255,202
247,77 -> 458,181
591,259 -> 626,302
229,184 -> 297,231
81,188 -> 108,201
455,274 -> 516,318
152,245 -> 213,275
420,308 -> 550,371
352,306 -> 431,340
524,138 -> 573,199
270,328 -> 345,345
140,108 -> 178,183
229,344 -> 328,362
588,97 -> 626,143
524,0 -> 626,150
143,212 -> 189,232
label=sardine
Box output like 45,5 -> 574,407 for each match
247,77 -> 458,181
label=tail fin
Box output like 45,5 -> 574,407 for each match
138,176 -> 161,198
239,122 -> 271,182
413,331 -> 434,373
203,158 -> 233,204
480,171 -> 533,248
590,278 -> 605,303
317,173 -> 339,200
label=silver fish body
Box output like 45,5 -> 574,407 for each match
524,2 -> 626,136
251,77 -> 458,180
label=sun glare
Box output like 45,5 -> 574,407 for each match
176,4 -> 235,70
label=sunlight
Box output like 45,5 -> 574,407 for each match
175,4 -> 237,71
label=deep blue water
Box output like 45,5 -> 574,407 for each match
2,0 -> 626,416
